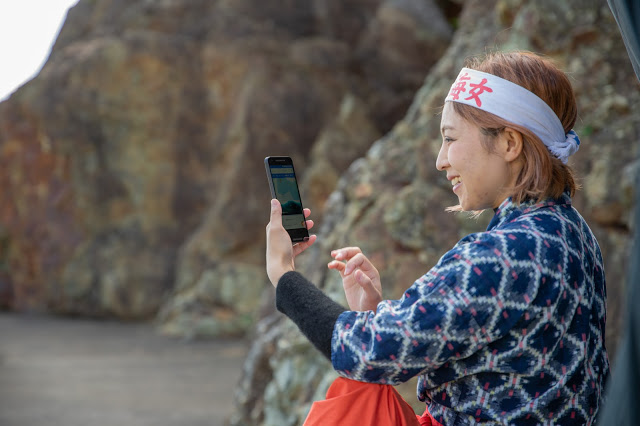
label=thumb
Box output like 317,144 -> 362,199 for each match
270,199 -> 282,226
356,270 -> 378,297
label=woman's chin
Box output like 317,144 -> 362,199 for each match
459,198 -> 481,212
457,196 -> 469,211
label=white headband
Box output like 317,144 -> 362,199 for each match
445,68 -> 580,164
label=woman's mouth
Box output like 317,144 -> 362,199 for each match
451,176 -> 462,192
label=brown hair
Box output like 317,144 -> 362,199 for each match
452,51 -> 578,204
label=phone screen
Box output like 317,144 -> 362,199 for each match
265,157 -> 309,242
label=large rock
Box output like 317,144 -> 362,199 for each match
0,0 -> 452,320
230,0 -> 640,424
154,0 -> 453,336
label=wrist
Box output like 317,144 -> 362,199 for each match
268,266 -> 294,287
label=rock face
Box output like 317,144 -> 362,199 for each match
0,0 -> 452,321
229,0 -> 640,424
0,0 -> 638,423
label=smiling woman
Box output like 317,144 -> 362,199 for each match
0,0 -> 79,101
447,53 -> 579,208
266,50 -> 609,425
437,102 -> 523,211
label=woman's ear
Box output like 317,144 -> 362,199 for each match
501,127 -> 524,162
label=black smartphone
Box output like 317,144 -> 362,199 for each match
264,156 -> 310,243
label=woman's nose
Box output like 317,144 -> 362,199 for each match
436,143 -> 449,171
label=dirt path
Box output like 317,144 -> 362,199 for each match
0,313 -> 248,426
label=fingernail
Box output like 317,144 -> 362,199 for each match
271,199 -> 278,207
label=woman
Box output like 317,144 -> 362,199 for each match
265,51 -> 609,425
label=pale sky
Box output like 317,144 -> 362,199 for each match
0,0 -> 80,101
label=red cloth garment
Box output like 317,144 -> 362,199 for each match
303,377 -> 442,426
417,407 -> 443,426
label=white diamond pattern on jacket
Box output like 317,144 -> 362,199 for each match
331,194 -> 609,425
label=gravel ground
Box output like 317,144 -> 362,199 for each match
0,313 -> 248,426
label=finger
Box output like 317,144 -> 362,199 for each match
355,270 -> 381,299
343,253 -> 372,275
292,234 -> 317,257
270,199 -> 282,227
292,234 -> 316,256
331,247 -> 362,261
303,208 -> 312,218
327,260 -> 346,274
305,219 -> 314,231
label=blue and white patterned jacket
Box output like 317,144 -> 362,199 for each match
331,194 -> 609,425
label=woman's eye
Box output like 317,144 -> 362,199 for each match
443,137 -> 454,143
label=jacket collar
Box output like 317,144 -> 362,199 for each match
487,192 -> 572,231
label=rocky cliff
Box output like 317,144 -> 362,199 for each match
229,0 -> 640,424
0,1 -> 638,424
0,0 -> 452,328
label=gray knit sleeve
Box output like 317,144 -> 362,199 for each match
275,271 -> 346,359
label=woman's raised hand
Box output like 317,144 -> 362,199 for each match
266,199 -> 316,286
328,247 -> 382,312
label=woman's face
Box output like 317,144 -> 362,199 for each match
437,102 -> 513,211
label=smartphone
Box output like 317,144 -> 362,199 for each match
264,156 -> 310,243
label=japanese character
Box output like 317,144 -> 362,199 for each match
448,72 -> 471,101
465,78 -> 493,107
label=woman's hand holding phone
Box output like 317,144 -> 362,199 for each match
266,199 -> 316,287
328,247 -> 382,312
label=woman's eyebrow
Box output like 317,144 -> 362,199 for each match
441,125 -> 455,133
